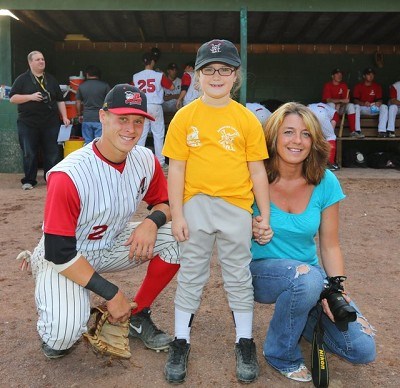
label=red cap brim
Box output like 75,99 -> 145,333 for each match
107,107 -> 155,121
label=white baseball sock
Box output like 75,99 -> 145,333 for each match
233,311 -> 253,343
175,308 -> 193,343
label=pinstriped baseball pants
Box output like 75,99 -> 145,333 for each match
32,222 -> 179,351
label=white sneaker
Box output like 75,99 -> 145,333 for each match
22,183 -> 33,190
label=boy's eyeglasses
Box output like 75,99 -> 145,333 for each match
200,67 -> 235,76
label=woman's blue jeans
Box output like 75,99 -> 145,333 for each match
250,258 -> 376,373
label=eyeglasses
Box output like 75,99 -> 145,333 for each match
200,67 -> 236,76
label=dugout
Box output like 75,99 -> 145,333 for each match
1,1 -> 400,172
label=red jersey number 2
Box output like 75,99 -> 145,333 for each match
137,79 -> 156,93
88,225 -> 108,240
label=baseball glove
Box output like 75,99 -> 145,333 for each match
84,304 -> 136,359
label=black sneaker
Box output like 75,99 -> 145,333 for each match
327,163 -> 340,171
350,131 -> 365,139
388,131 -> 396,138
235,338 -> 259,383
377,132 -> 387,138
165,338 -> 191,384
129,308 -> 172,352
41,343 -> 68,359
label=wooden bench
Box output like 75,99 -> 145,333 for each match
336,117 -> 400,167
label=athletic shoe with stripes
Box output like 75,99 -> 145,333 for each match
129,308 -> 172,352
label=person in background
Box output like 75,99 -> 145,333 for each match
385,78 -> 400,137
9,50 -> 70,190
246,102 -> 272,128
322,68 -> 359,137
162,63 -> 181,114
133,52 -> 174,168
353,68 -> 389,138
176,61 -> 199,109
251,102 -> 376,383
307,102 -> 340,171
163,39 -> 272,384
76,65 -> 110,144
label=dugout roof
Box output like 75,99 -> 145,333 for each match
2,1 -> 400,46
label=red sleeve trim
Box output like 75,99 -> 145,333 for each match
44,172 -> 80,237
143,157 -> 168,206
181,73 -> 191,87
161,75 -> 174,89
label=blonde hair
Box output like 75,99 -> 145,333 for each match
27,51 -> 43,62
195,66 -> 243,99
264,102 -> 330,185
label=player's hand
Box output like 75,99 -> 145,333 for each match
16,250 -> 32,273
176,99 -> 183,110
171,216 -> 189,242
31,92 -> 43,102
125,219 -> 158,262
106,290 -> 132,324
63,117 -> 71,126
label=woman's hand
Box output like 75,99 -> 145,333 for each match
252,215 -> 273,245
321,292 -> 351,322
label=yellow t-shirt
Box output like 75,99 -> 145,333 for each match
162,99 -> 268,212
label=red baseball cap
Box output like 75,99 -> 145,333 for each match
102,84 -> 155,121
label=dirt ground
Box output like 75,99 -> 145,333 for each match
1,169 -> 399,388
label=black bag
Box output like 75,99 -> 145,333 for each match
366,152 -> 399,169
342,148 -> 367,168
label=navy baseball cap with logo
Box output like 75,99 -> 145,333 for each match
195,39 -> 241,70
363,67 -> 375,75
167,62 -> 178,70
102,84 -> 155,121
331,68 -> 343,75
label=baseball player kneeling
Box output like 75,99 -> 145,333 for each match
19,84 -> 180,359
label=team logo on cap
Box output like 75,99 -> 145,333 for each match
125,91 -> 142,106
210,42 -> 222,54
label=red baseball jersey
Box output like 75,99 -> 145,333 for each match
389,81 -> 400,100
322,81 -> 349,102
353,82 -> 382,103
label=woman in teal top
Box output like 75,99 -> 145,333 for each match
251,102 -> 376,382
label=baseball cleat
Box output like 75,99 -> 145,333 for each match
235,338 -> 259,383
41,343 -> 68,359
129,308 -> 172,351
165,338 -> 191,384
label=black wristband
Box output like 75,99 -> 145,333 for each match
85,271 -> 119,301
146,210 -> 167,229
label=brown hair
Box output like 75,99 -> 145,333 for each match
264,102 -> 330,185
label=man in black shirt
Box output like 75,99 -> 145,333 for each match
10,51 -> 70,190
76,65 -> 110,144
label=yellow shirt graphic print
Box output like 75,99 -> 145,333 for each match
187,126 -> 201,147
218,126 -> 239,151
